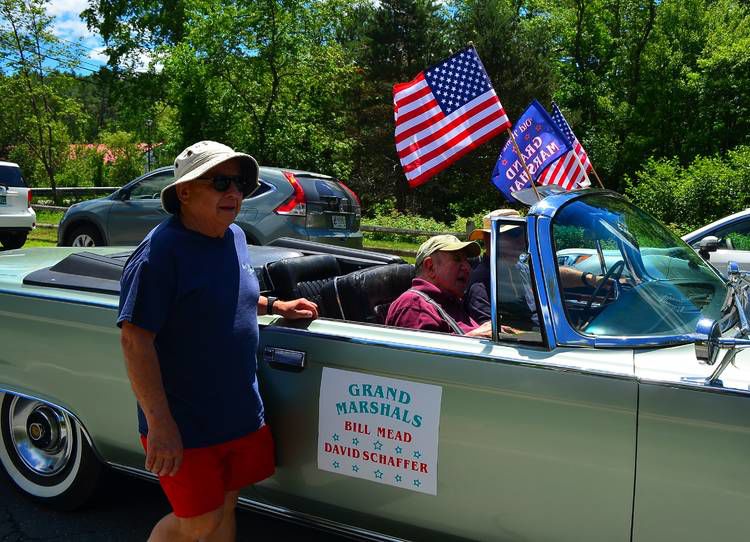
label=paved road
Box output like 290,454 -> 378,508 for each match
0,468 -> 348,541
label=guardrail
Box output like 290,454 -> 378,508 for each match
32,187 -> 118,197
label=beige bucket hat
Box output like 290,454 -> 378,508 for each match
161,141 -> 259,214
415,234 -> 481,267
468,209 -> 522,241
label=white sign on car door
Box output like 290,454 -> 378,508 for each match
317,367 -> 442,495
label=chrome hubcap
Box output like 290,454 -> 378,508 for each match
72,234 -> 95,247
9,397 -> 73,476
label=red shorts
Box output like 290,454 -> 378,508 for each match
140,424 -> 275,518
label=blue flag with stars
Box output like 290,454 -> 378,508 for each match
491,100 -> 571,201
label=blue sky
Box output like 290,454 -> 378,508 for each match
47,0 -> 107,71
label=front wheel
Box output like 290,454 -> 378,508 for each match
0,393 -> 102,510
63,224 -> 104,247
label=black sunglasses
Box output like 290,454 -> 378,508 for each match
198,175 -> 255,197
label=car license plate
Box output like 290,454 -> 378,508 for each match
332,214 -> 347,229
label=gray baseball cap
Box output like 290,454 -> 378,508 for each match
161,140 -> 259,214
415,234 -> 481,267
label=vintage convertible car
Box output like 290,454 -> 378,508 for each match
1,188 -> 749,542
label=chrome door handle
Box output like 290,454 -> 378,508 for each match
263,347 -> 306,372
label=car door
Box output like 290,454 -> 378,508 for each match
255,324 -> 636,542
252,221 -> 637,542
695,217 -> 750,274
633,346 -> 750,542
107,170 -> 173,245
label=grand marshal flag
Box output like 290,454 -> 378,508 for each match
393,46 -> 511,188
491,100 -> 571,201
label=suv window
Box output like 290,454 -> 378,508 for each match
0,165 -> 25,188
129,171 -> 174,199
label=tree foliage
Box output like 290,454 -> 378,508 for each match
1,0 -> 749,225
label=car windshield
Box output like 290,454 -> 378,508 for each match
552,193 -> 727,338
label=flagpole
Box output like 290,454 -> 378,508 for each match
589,163 -> 605,188
506,128 -> 541,201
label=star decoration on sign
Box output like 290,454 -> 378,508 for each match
352,464 -> 360,473
536,124 -> 543,132
413,479 -> 421,488
501,160 -> 508,166
395,475 -> 403,483
395,446 -> 403,455
332,461 -> 340,469
524,133 -> 531,141
374,440 -> 383,451
375,470 -> 384,480
413,450 -> 422,459
352,438 -> 359,446
332,433 -> 340,442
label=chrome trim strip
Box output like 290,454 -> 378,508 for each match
333,276 -> 345,319
637,378 -> 750,398
527,215 -> 555,349
0,288 -> 117,310
262,324 -> 636,382
107,463 -> 407,542
490,219 -> 499,343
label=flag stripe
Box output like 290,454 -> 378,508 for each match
395,88 -> 436,119
399,104 -> 505,166
393,74 -> 427,103
396,94 -> 503,151
396,97 -> 440,125
396,89 -> 500,142
407,124 -> 507,188
404,116 -> 509,182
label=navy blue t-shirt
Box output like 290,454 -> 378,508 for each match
117,216 -> 263,448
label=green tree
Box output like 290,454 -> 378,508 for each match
0,0 -> 86,201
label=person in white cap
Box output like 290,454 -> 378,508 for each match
117,141 -> 318,541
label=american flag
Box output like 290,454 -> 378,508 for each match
393,46 -> 511,188
537,103 -> 591,190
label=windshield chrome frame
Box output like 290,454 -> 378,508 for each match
532,189 -> 726,349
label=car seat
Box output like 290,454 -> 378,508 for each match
320,263 -> 415,324
266,254 -> 341,314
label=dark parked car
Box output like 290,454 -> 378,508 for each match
58,165 -> 362,248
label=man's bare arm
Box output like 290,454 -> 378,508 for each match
120,321 -> 182,477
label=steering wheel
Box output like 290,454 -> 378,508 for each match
584,260 -> 626,314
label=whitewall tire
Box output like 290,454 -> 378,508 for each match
0,393 -> 101,510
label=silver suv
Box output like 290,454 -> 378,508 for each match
58,165 -> 362,248
0,161 -> 36,250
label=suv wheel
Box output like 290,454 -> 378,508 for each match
0,232 -> 28,250
64,224 -> 104,247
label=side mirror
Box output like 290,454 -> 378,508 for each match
695,318 -> 721,365
116,189 -> 130,201
698,236 -> 719,259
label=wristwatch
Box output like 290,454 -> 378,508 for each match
266,296 -> 278,315
581,272 -> 593,287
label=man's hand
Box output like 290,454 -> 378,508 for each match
466,321 -> 492,337
275,298 -> 319,320
145,416 -> 183,477
466,321 -> 522,338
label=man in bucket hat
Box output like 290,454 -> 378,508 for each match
118,141 -> 318,541
465,208 -> 529,325
385,234 -> 496,337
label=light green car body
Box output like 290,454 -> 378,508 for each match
1,190 -> 750,542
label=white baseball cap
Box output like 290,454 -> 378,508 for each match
161,140 -> 259,214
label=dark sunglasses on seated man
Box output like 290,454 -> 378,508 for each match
197,175 -> 256,197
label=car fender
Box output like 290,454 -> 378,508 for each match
59,214 -> 109,246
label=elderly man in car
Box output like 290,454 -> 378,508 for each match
385,234 -> 496,337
